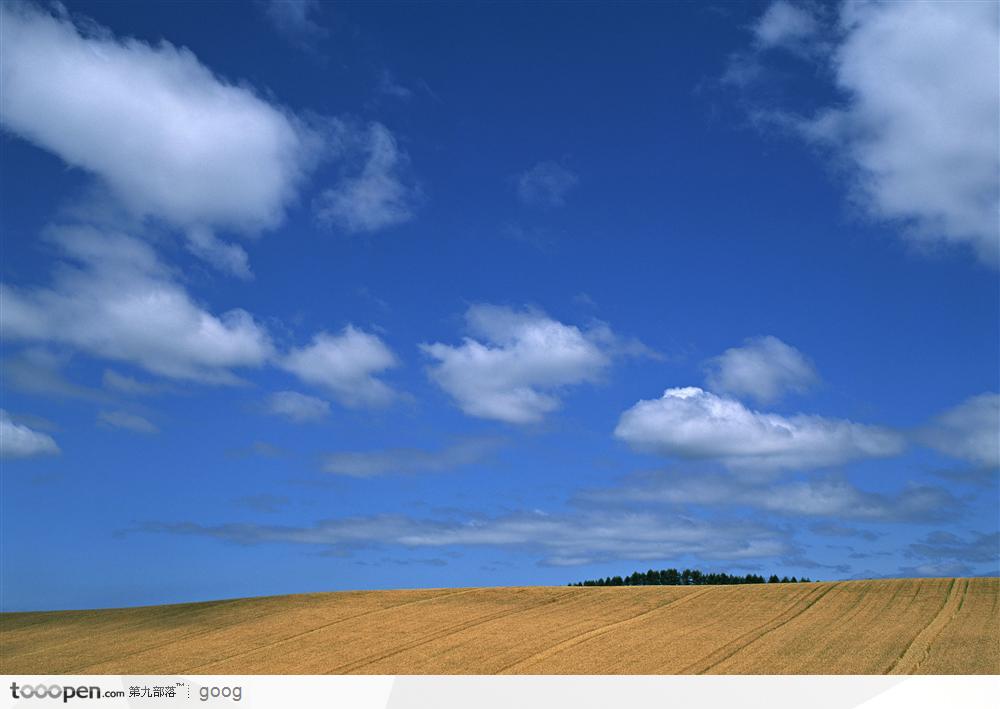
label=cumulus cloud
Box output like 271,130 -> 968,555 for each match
265,390 -> 331,423
0,3 -> 322,242
280,326 -> 399,407
0,2 -> 418,282
614,386 -> 904,472
315,123 -> 418,233
98,410 -> 158,434
797,0 -> 999,265
0,409 -> 60,459
141,509 -> 790,566
322,437 -> 500,477
704,336 -> 818,403
516,161 -> 579,207
0,226 -> 273,383
919,393 -> 1000,469
754,0 -> 820,50
421,305 -> 642,424
589,472 -> 960,523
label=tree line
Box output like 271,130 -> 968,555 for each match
569,568 -> 813,587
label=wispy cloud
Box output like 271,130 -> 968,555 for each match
234,493 -> 291,514
315,124 -> 419,233
102,369 -> 167,397
918,393 -> 999,469
322,436 -> 501,477
138,509 -> 791,567
809,522 -> 880,542
260,0 -> 328,49
4,348 -> 107,402
900,530 -> 1000,577
376,70 -> 414,101
98,410 -> 159,434
516,161 -> 579,207
265,390 -> 331,423
907,531 -> 999,565
227,441 -> 287,460
583,471 -> 962,524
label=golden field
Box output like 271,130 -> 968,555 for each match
2,577 -> 997,675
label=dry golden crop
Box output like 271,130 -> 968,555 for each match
2,577 -> 996,674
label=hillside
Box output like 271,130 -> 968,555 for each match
2,577 -> 997,674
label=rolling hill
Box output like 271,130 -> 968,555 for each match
2,577 -> 997,674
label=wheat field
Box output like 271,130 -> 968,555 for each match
2,577 -> 997,674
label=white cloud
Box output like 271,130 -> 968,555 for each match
801,0 -> 999,265
516,161 -> 579,207
919,393 -> 1000,468
705,335 -> 818,403
1,226 -> 273,383
614,386 -> 904,472
0,409 -> 60,459
0,3 -> 416,279
280,326 -> 399,407
754,1 -> 820,50
0,2 -> 322,246
147,510 -> 790,566
322,437 -> 500,477
315,123 -> 417,233
421,305 -> 637,424
98,410 -> 158,434
265,390 -> 331,422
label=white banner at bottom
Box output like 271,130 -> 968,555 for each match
1,675 -> 997,709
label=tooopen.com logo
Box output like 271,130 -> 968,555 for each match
9,682 -> 126,703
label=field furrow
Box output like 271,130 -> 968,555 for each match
496,587 -> 717,673
2,578 -> 996,675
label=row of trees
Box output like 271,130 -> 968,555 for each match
570,568 -> 813,587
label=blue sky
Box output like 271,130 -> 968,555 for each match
1,0 -> 997,611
